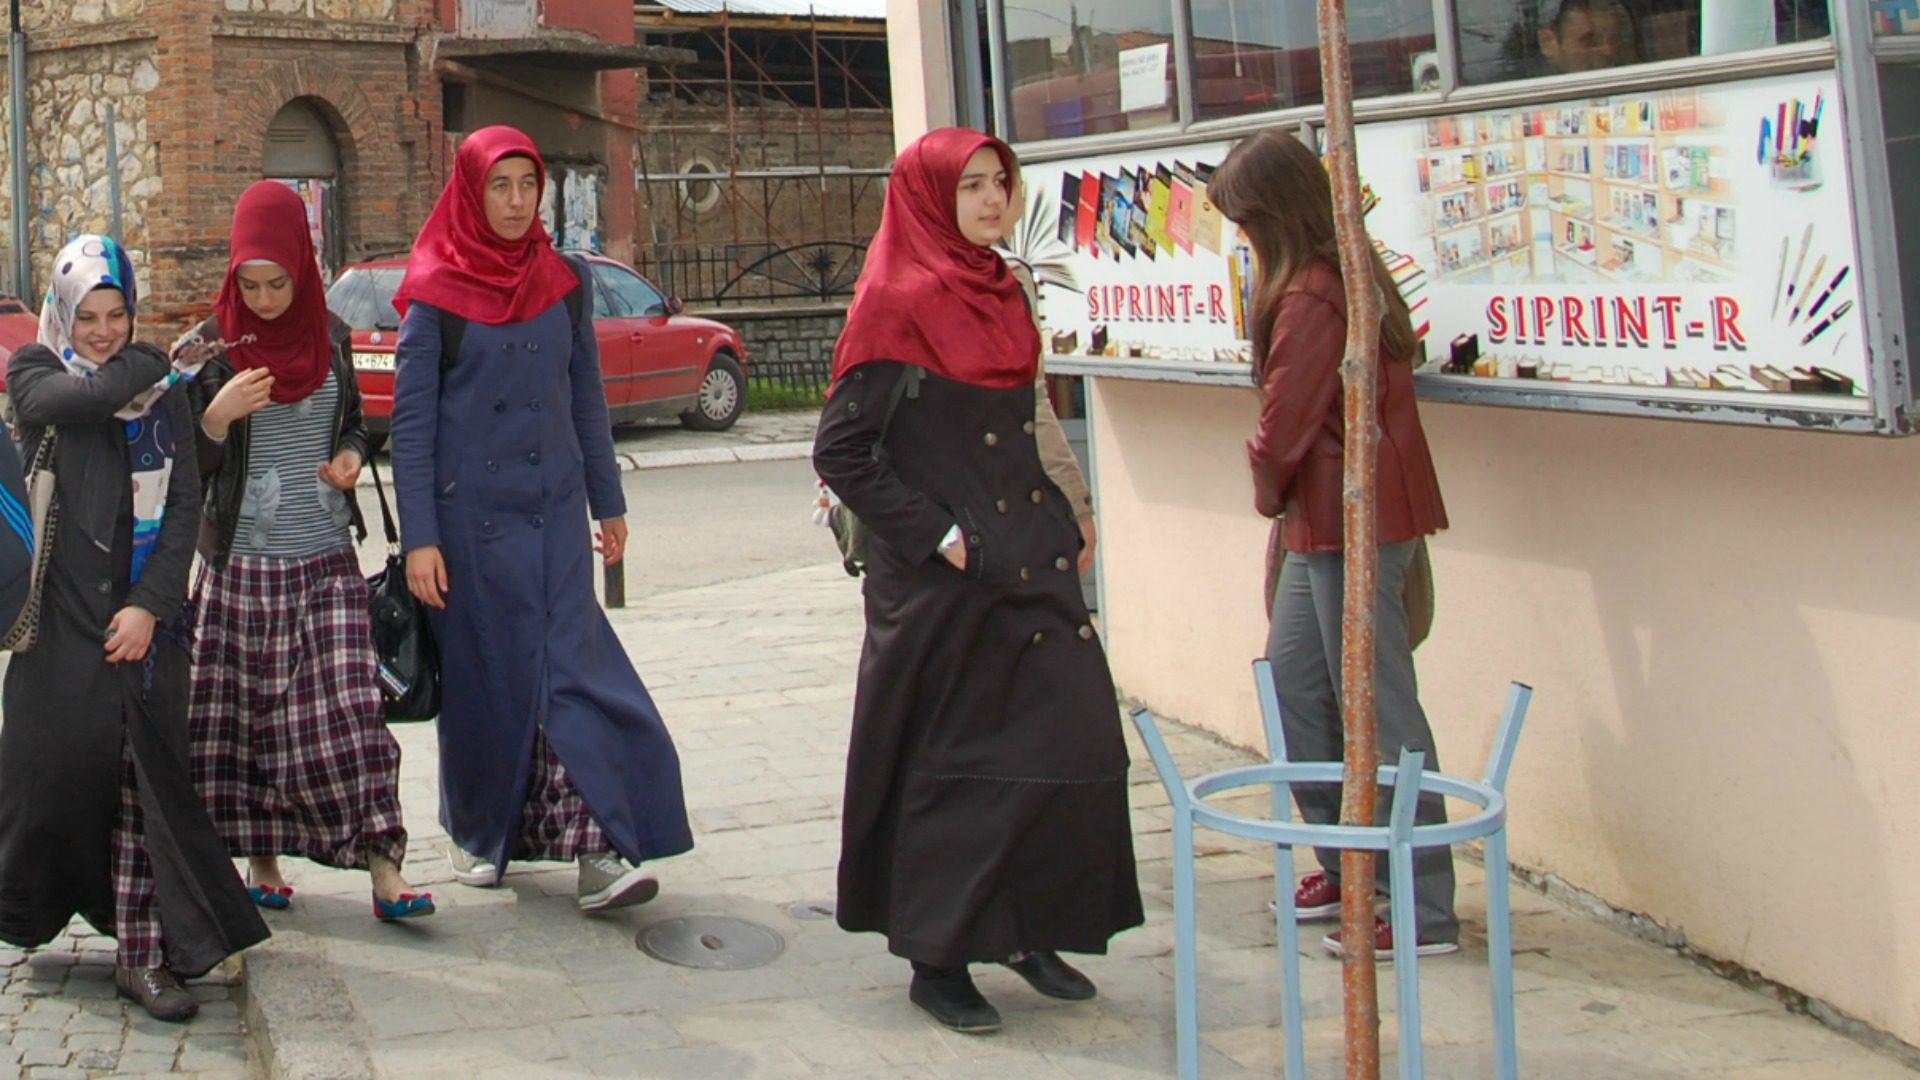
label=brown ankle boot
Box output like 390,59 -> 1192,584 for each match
114,965 -> 199,1022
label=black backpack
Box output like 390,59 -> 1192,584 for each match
438,256 -> 588,370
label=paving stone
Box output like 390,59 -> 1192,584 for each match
68,1047 -> 116,1070
17,1045 -> 70,1067
23,1067 -> 87,1080
110,1049 -> 178,1073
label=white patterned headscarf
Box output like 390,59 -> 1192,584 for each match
37,235 -> 202,420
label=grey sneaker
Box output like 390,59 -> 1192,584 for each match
577,853 -> 659,912
449,847 -> 500,887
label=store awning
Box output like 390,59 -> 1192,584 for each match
437,29 -> 695,71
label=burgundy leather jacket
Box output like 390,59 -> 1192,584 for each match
1248,260 -> 1447,554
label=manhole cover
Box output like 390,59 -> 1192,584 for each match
786,900 -> 835,921
637,916 -> 785,970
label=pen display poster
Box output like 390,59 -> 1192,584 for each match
1014,71 -> 1869,404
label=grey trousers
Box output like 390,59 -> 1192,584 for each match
1265,539 -> 1458,943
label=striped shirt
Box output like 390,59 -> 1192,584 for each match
232,370 -> 354,558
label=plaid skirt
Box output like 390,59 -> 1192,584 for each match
188,548 -> 408,869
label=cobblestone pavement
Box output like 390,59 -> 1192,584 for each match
6,560 -> 1916,1077
0,929 -> 249,1078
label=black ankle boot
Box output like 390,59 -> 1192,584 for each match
908,963 -> 1001,1034
1000,949 -> 1097,1001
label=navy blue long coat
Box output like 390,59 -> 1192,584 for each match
389,272 -> 692,874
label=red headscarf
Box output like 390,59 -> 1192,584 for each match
391,125 -> 578,327
213,181 -> 333,404
831,128 -> 1039,389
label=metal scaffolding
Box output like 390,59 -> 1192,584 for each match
633,3 -> 893,306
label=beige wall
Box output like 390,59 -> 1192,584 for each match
1088,375 -> 1920,1046
885,0 -> 952,149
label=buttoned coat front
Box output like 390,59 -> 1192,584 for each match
813,361 -> 1143,967
389,279 -> 692,873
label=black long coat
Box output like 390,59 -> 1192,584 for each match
0,343 -> 268,976
813,361 -> 1142,967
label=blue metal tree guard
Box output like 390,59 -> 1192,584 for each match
1130,660 -> 1534,1079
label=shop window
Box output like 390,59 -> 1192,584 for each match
1454,0 -> 1831,86
1188,0 -> 1437,121
1874,1 -> 1920,35
1004,0 -> 1181,143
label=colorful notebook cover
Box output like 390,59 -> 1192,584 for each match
1166,175 -> 1194,253
1075,171 -> 1099,252
1146,168 -> 1173,253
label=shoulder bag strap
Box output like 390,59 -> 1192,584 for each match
366,454 -> 400,548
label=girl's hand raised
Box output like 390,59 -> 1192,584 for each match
202,368 -> 274,440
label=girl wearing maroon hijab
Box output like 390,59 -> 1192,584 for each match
813,128 -> 1142,1035
182,180 -> 431,921
389,126 -> 691,913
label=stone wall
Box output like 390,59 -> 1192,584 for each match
221,0 -> 398,17
19,0 -> 146,34
0,41 -> 162,302
708,303 -> 845,389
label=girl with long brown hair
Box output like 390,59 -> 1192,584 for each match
1207,129 -> 1456,958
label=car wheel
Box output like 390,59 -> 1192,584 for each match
681,352 -> 745,432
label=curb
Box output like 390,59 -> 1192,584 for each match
238,929 -> 376,1080
353,440 -> 813,487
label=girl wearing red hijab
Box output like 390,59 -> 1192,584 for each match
389,127 -> 691,914
181,181 -> 432,921
813,128 -> 1142,1035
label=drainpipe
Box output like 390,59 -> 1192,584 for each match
8,0 -> 28,300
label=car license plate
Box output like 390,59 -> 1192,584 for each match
354,351 -> 395,372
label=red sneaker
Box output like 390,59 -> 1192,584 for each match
1292,871 -> 1341,921
1321,915 -> 1459,960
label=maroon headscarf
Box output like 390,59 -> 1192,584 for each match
391,125 -> 579,327
831,127 -> 1039,389
213,181 -> 332,404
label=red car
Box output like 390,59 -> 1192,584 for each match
325,251 -> 749,441
0,297 -> 40,389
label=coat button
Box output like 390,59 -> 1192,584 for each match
1023,420 -> 1036,435
97,580 -> 112,594
527,452 -> 541,466
482,520 -> 496,535
1055,557 -> 1071,571
1078,624 -> 1095,640
528,341 -> 540,352
852,370 -> 864,381
1031,631 -> 1044,645
486,460 -> 499,473
848,400 -> 860,415
530,399 -> 544,412
493,399 -> 507,413
1030,489 -> 1044,504
968,534 -> 982,546
1019,567 -> 1031,581
532,515 -> 544,528
995,499 -> 1008,513
983,432 -> 999,447
502,343 -> 513,352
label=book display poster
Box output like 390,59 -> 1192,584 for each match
1018,71 -> 1869,405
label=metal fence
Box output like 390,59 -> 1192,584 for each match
636,240 -> 867,307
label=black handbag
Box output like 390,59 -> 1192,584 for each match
365,457 -> 442,722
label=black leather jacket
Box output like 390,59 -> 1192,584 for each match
184,313 -> 372,565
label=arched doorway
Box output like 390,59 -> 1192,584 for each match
262,100 -> 345,279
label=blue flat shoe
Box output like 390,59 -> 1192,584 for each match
372,891 -> 435,921
246,879 -> 293,910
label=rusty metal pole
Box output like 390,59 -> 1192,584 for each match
1315,1 -> 1384,1077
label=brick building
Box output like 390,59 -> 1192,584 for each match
0,0 -> 687,334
